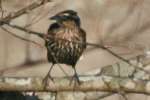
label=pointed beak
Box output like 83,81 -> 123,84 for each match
49,15 -> 60,20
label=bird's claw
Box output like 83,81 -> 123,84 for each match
43,74 -> 54,89
69,74 -> 81,86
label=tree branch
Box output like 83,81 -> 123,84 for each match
0,75 -> 149,94
0,0 -> 52,25
1,26 -> 43,48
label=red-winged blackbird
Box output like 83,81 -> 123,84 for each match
44,10 -> 86,85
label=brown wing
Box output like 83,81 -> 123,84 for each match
47,23 -> 60,35
79,28 -> 86,49
46,23 -> 60,63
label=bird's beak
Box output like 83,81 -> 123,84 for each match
49,15 -> 60,20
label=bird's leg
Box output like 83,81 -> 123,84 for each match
69,67 -> 81,86
43,64 -> 54,87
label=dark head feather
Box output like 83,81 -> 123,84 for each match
58,10 -> 77,16
50,10 -> 81,26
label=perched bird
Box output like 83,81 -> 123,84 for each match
44,10 -> 86,84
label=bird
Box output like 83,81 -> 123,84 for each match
43,10 -> 86,85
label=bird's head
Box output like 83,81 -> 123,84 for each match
50,10 -> 81,26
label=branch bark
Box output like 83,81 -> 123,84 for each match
0,0 -> 52,25
0,75 -> 150,94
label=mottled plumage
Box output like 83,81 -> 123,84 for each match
44,10 -> 86,84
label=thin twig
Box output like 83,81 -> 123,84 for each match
0,0 -> 52,25
1,26 -> 43,48
3,22 -> 44,38
25,7 -> 50,28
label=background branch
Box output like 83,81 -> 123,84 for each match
0,0 -> 52,25
1,26 -> 43,48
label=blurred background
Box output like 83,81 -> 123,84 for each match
1,0 -> 150,100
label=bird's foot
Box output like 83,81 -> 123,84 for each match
69,73 -> 81,87
42,74 -> 54,89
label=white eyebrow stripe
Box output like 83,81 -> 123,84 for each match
62,13 -> 70,16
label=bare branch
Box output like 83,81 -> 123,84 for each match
0,75 -> 150,94
1,26 -> 43,48
0,0 -> 52,25
25,11 -> 49,28
3,22 -> 44,38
